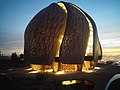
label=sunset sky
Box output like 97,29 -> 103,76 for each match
0,0 -> 120,56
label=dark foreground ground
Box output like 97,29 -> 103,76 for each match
0,60 -> 120,90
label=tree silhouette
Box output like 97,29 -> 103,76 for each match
11,52 -> 18,67
11,52 -> 18,61
20,53 -> 24,60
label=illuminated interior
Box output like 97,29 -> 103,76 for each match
56,35 -> 64,57
29,2 -> 68,73
83,18 -> 94,71
55,71 -> 64,75
55,2 -> 67,57
30,64 -> 53,73
85,23 -> 93,56
75,4 -> 95,71
25,2 -> 102,74
61,79 -> 94,86
58,2 -> 67,13
62,80 -> 78,85
71,4 -> 94,57
55,2 -> 95,73
61,64 -> 78,72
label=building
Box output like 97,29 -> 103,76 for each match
24,1 -> 102,73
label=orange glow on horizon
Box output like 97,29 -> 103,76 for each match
103,48 -> 120,56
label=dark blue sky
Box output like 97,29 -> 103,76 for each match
0,0 -> 120,56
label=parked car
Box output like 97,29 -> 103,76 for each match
112,61 -> 120,66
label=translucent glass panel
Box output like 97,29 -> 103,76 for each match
85,24 -> 93,56
55,35 -> 64,57
58,2 -> 67,13
55,2 -> 67,57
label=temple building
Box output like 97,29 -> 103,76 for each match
24,1 -> 102,73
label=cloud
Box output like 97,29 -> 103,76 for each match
0,40 -> 24,56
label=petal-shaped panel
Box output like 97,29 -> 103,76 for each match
59,2 -> 89,64
24,3 -> 67,64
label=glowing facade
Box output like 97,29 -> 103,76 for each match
24,1 -> 102,72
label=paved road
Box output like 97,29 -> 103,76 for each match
0,64 -> 120,90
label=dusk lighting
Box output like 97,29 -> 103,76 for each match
0,1 -> 120,90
